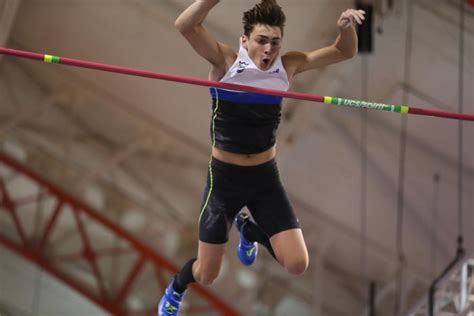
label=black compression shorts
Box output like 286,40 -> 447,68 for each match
198,157 -> 300,244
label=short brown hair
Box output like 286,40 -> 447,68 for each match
242,0 -> 286,37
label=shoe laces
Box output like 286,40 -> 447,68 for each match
172,291 -> 183,300
164,301 -> 178,314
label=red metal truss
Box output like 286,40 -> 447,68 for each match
0,152 -> 239,316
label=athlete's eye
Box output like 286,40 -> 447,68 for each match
272,41 -> 281,47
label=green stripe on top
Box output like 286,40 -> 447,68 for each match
44,54 -> 60,64
325,97 -> 409,114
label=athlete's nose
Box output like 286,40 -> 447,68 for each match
264,43 -> 272,54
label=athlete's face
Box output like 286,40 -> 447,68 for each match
242,24 -> 282,71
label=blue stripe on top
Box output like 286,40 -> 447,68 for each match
209,88 -> 283,105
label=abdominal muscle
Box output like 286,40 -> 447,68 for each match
212,146 -> 276,166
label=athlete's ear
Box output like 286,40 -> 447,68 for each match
241,35 -> 249,50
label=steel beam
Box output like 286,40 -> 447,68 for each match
0,152 -> 238,315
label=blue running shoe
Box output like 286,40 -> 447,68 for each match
158,279 -> 186,316
235,213 -> 258,266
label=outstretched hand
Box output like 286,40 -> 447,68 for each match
337,9 -> 365,29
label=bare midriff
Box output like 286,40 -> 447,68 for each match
212,146 -> 276,166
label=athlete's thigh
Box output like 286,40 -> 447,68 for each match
270,228 -> 308,262
199,158 -> 247,243
246,165 -> 300,239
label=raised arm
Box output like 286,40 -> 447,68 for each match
175,0 -> 236,73
283,9 -> 365,80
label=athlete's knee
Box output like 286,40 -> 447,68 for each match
194,271 -> 219,285
284,256 -> 309,275
193,264 -> 221,286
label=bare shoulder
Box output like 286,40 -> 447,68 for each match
209,42 -> 237,81
282,51 -> 306,65
218,42 -> 238,68
282,51 -> 306,81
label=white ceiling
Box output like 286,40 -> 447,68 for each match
0,0 -> 473,315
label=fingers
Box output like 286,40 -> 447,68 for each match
342,9 -> 366,25
354,9 -> 366,24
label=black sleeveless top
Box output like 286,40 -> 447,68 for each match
209,88 -> 283,154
